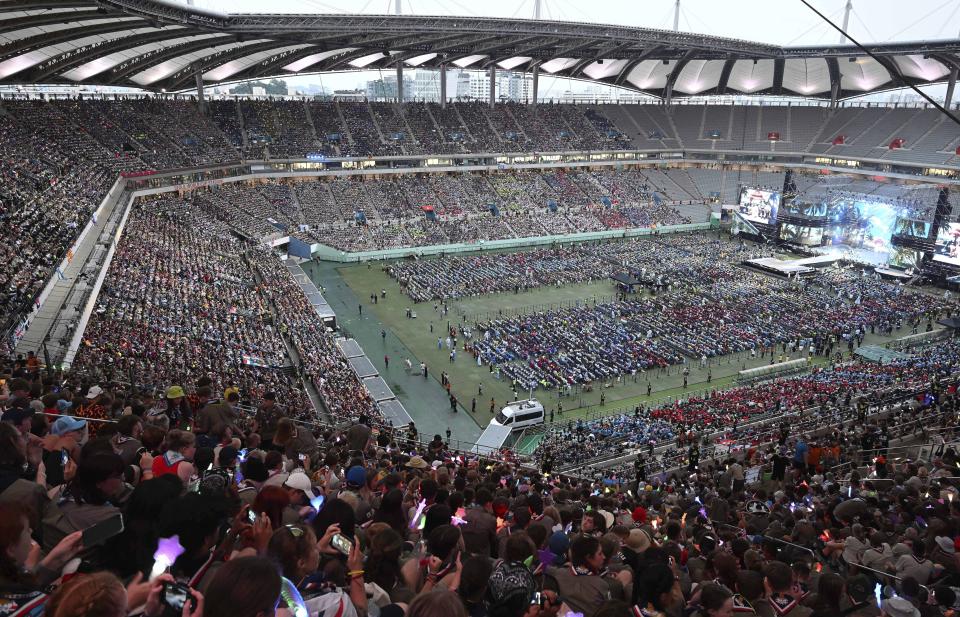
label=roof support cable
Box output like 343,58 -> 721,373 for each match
798,0 -> 960,128
887,0 -> 954,41
849,8 -> 877,44
785,5 -> 844,46
933,3 -> 960,39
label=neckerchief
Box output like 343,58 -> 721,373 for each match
768,594 -> 798,616
733,594 -> 756,614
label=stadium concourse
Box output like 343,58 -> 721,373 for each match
7,45 -> 960,617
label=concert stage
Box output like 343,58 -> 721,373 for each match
743,253 -> 840,278
875,267 -> 912,281
809,243 -> 891,267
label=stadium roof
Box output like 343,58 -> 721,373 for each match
2,0 -> 960,99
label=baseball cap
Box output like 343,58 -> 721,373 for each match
86,385 -> 103,399
548,531 -> 570,556
284,471 -> 313,494
485,561 -> 536,606
346,465 -> 366,488
936,536 -> 956,554
51,416 -> 87,436
626,528 -> 652,552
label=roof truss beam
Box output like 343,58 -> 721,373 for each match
0,8 -> 104,35
453,35 -> 540,65
716,56 -> 737,94
771,58 -> 784,95
664,49 -> 697,101
482,36 -> 565,67
161,41 -> 299,90
320,47 -> 389,72
0,1 -> 93,12
826,56 -> 841,99
610,46 -> 665,86
26,28 -> 184,82
0,18 -> 148,64
103,33 -> 237,83
545,37 -> 606,61
429,34 -> 504,56
237,45 -> 337,80
562,42 -> 642,78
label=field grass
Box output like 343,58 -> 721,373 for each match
336,260 -> 857,430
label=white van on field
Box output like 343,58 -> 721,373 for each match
473,399 -> 545,455
490,399 -> 545,430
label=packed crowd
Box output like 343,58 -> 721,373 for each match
246,250 -> 378,421
474,301 -> 687,389
69,195 -> 375,425
151,169 -> 692,255
70,197 -> 311,413
0,95 -> 241,339
0,95 -> 679,342
535,337 -> 960,469
389,247 -> 604,301
4,94 -> 955,344
4,328 -> 960,617
398,235 -> 951,389
6,94 -> 960,617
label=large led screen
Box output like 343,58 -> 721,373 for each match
738,187 -> 780,224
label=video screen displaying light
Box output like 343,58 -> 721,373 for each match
828,199 -> 897,254
933,222 -> 960,266
889,247 -> 923,270
894,218 -> 932,239
782,201 -> 827,218
779,223 -> 823,246
856,201 -> 897,253
738,188 -> 780,224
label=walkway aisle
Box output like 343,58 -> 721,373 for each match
248,255 -> 329,423
303,260 -> 482,443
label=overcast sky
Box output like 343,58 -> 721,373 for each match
186,0 -> 960,97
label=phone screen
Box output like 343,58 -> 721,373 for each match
82,513 -> 124,547
163,583 -> 191,611
248,509 -> 258,524
332,533 -> 353,556
60,449 -> 69,466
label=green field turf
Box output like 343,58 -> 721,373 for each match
330,258 -> 884,432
